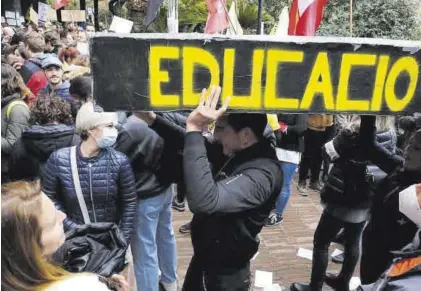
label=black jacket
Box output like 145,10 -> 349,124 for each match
150,116 -> 283,268
9,124 -> 80,181
361,170 -> 420,284
114,115 -> 171,200
321,117 -> 403,209
275,113 -> 308,153
42,145 -> 137,241
360,230 -> 421,291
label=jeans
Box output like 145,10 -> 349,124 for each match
310,211 -> 365,290
182,256 -> 251,291
131,187 -> 177,291
275,162 -> 298,216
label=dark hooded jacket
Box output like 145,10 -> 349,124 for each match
20,54 -> 48,96
1,93 -> 30,180
149,115 -> 284,269
361,170 -> 421,284
360,230 -> 421,291
114,115 -> 171,200
9,124 -> 80,181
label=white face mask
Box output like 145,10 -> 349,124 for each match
96,127 -> 118,148
399,184 -> 421,228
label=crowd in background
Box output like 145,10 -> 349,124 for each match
1,21 -> 421,291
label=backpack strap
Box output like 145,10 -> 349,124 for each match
6,100 -> 28,119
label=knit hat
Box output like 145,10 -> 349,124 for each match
75,102 -> 117,133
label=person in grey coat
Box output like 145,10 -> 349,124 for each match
1,63 -> 30,183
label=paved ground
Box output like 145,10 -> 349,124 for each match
172,176 -> 356,290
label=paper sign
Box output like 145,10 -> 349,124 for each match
48,8 -> 57,21
38,2 -> 49,24
349,277 -> 361,290
6,18 -> 17,26
77,42 -> 89,55
30,8 -> 38,24
297,248 -> 313,260
255,270 -> 273,288
61,10 -> 86,22
91,34 -> 421,114
5,11 -> 16,19
109,16 -> 133,33
331,249 -> 344,258
87,8 -> 94,15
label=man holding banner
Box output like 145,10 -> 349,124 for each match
137,86 -> 283,290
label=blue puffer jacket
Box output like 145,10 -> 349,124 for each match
42,145 -> 137,241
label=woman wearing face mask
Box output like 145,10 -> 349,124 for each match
1,180 -> 129,290
42,102 -> 137,242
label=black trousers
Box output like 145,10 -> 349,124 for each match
182,256 -> 251,291
176,182 -> 186,203
299,129 -> 330,183
310,211 -> 365,290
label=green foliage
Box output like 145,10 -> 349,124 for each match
318,0 -> 421,40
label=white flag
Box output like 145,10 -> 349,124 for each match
274,7 -> 289,36
226,1 -> 243,35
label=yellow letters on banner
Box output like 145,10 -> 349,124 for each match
301,52 -> 335,110
183,47 -> 220,106
150,46 -> 180,106
384,57 -> 419,112
222,49 -> 264,109
264,50 -> 304,109
337,53 -> 377,111
148,45 -> 418,113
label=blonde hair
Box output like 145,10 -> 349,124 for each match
376,115 -> 395,132
1,181 -> 70,291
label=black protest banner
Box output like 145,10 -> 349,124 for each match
90,33 -> 421,114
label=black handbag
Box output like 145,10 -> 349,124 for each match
53,222 -> 128,277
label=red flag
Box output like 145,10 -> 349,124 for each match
288,0 -> 328,36
205,0 -> 229,34
54,0 -> 70,10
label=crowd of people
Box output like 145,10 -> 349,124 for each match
1,22 -> 421,291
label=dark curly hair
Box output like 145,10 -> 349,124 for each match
30,96 -> 74,126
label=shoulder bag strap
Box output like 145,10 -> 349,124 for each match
70,146 -> 91,224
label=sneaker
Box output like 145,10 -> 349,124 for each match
332,253 -> 344,264
179,222 -> 191,234
172,196 -> 185,212
309,181 -> 324,192
264,213 -> 283,227
297,181 -> 308,196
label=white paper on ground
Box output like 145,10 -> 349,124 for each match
264,283 -> 282,291
349,277 -> 361,290
297,248 -> 313,260
255,270 -> 273,288
331,249 -> 344,258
